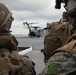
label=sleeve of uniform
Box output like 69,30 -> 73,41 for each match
43,52 -> 62,75
45,63 -> 61,75
40,52 -> 76,75
40,52 -> 63,75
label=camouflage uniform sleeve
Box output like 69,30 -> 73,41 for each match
41,52 -> 76,75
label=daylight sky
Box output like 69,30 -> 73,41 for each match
0,0 -> 65,35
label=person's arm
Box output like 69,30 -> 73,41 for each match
40,52 -> 76,75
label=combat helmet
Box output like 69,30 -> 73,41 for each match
0,3 -> 14,32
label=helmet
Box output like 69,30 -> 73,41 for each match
0,3 -> 14,32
